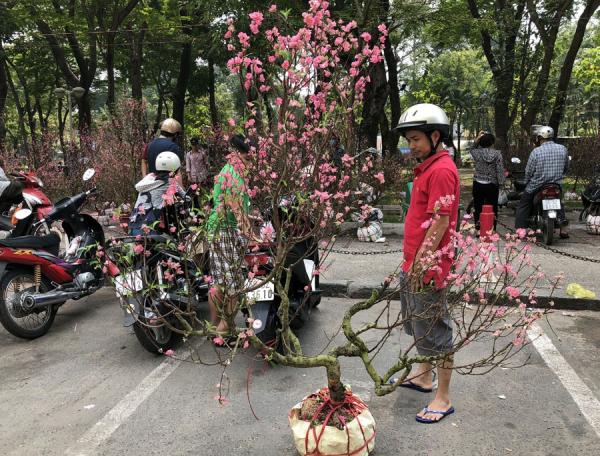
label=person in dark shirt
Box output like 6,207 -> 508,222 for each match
141,118 -> 184,178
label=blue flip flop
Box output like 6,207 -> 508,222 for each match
415,406 -> 455,424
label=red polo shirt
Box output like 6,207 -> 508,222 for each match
402,151 -> 460,288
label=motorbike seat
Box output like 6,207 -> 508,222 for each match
533,183 -> 562,206
0,233 -> 61,256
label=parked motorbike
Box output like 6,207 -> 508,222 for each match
580,166 -> 600,234
244,197 -> 321,347
0,169 -> 104,339
110,183 -> 210,354
0,170 -> 54,239
509,157 -> 566,245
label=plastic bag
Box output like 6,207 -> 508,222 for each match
566,283 -> 597,300
498,189 -> 508,206
289,389 -> 376,456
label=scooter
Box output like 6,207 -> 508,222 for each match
244,197 -> 321,347
580,166 -> 600,234
509,157 -> 566,245
110,184 -> 210,354
0,170 -> 54,239
0,169 -> 104,339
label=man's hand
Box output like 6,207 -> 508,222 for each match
409,262 -> 425,293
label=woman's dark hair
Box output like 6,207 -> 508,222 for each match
230,133 -> 250,154
190,137 -> 199,145
478,133 -> 495,148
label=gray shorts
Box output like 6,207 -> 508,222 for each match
400,272 -> 453,356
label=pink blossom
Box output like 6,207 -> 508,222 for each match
516,228 -> 527,238
268,4 -> 277,12
238,32 -> 250,47
164,349 -> 174,357
213,336 -> 225,346
164,271 -> 175,282
374,172 -> 385,184
506,286 -> 520,299
360,32 -> 372,42
420,219 -> 432,229
249,12 -> 264,34
133,244 -> 144,255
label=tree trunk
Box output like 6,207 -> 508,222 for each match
326,361 -> 346,403
520,0 -> 571,134
76,93 -> 92,135
5,62 -> 28,154
208,57 -> 218,127
382,29 -> 401,157
105,32 -> 116,109
128,23 -> 146,101
0,46 -> 8,152
549,0 -> 600,134
359,61 -> 388,149
172,40 -> 193,130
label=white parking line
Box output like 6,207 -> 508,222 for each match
528,323 -> 600,438
65,357 -> 182,456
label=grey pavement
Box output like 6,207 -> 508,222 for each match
2,289 -> 600,455
324,208 -> 600,309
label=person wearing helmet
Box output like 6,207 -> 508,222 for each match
393,103 -> 459,424
515,125 -> 570,237
205,133 -> 257,342
0,162 -> 23,215
141,118 -> 184,178
129,151 -> 185,235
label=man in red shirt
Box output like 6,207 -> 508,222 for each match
394,103 -> 460,424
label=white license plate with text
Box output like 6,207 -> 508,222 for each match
114,270 -> 143,297
245,279 -> 275,302
542,199 -> 561,210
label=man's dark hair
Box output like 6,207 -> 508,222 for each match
230,134 -> 251,154
478,133 -> 495,148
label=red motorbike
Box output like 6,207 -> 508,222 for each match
0,169 -> 104,339
0,170 -> 53,239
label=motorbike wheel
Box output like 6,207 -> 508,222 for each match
0,269 -> 56,339
543,217 -> 554,245
133,321 -> 182,355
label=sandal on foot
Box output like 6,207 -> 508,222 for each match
415,406 -> 455,424
388,371 -> 437,393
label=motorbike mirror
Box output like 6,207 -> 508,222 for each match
14,208 -> 32,220
83,168 -> 96,181
568,155 -> 572,161
511,157 -> 521,164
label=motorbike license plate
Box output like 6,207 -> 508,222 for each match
114,270 -> 143,297
245,279 -> 275,302
542,199 -> 561,210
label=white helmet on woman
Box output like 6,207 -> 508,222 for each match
155,151 -> 181,172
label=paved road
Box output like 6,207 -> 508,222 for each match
1,290 -> 600,455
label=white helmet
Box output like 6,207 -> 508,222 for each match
395,103 -> 450,138
155,151 -> 181,172
535,125 -> 554,139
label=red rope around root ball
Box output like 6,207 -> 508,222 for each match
303,387 -> 375,456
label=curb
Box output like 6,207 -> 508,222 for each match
320,281 -> 600,311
